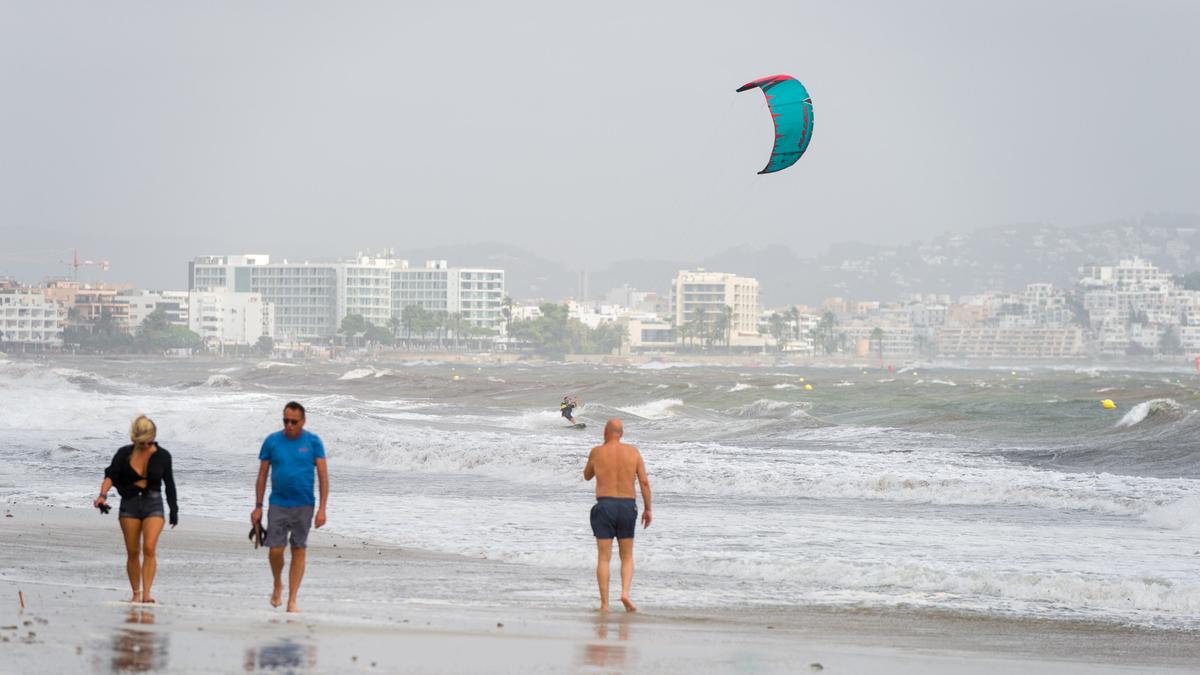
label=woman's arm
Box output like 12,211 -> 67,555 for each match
163,454 -> 178,527
94,477 -> 113,508
96,447 -> 124,507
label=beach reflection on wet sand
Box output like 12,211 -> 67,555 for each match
581,614 -> 635,669
243,638 -> 318,672
107,606 -> 168,673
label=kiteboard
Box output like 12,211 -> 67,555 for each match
566,423 -> 587,430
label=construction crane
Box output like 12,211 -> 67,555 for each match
71,249 -> 110,281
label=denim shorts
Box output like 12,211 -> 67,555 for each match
119,491 -> 164,520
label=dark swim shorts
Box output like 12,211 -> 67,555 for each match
590,497 -> 637,540
118,491 -> 164,520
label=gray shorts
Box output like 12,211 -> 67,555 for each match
265,505 -> 315,549
119,491 -> 164,520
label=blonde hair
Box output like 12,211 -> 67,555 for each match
130,415 -> 157,448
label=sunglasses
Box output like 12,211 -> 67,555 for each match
282,418 -> 303,426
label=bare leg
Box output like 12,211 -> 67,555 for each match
287,547 -> 307,613
595,538 -> 613,612
139,517 -> 165,603
268,546 -> 285,607
617,538 -> 636,612
119,518 -> 143,603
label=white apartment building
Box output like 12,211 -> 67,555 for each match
1079,257 -> 1171,290
936,327 -> 1085,359
339,256 -> 394,328
390,260 -> 505,329
0,289 -> 66,349
190,254 -> 507,340
188,288 -> 275,347
191,254 -> 344,341
843,323 -> 915,358
118,290 -> 190,329
625,317 -> 676,351
1076,258 -> 1198,354
669,270 -> 762,347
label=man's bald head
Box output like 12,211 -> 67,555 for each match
603,418 -> 624,441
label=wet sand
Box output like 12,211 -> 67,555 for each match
2,503 -> 1198,673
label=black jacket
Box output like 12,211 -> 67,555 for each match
104,444 -> 178,525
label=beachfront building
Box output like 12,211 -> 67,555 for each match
0,288 -> 66,350
189,255 -> 338,341
44,280 -> 131,326
625,317 -> 676,352
1076,257 -> 1199,355
669,270 -> 763,348
843,323 -> 916,359
187,288 -> 275,348
189,254 -> 507,341
389,260 -> 506,329
117,290 -> 190,329
936,326 -> 1085,359
339,256 -> 394,328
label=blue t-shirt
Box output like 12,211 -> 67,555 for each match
259,429 -> 326,508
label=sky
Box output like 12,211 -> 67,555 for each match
1,0 -> 1198,289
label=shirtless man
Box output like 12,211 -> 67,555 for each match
583,418 -> 652,612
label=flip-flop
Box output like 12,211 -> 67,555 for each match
248,523 -> 267,548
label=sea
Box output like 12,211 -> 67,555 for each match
2,354 -> 1198,629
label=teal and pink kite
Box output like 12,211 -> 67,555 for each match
736,74 -> 813,174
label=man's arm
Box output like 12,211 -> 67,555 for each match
315,458 -> 329,528
636,452 -> 652,528
583,447 -> 597,481
250,460 -> 269,523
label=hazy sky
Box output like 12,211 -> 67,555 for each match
1,1 -> 1198,289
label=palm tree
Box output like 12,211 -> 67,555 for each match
789,306 -> 801,342
721,305 -> 734,351
819,311 -> 838,354
691,307 -> 709,349
388,316 -> 402,341
501,295 -> 515,335
869,327 -> 884,363
711,310 -> 729,353
769,313 -> 790,352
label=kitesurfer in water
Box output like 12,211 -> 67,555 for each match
561,395 -> 581,425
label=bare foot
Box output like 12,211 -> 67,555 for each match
620,596 -> 637,613
286,600 -> 299,613
129,590 -> 142,604
141,597 -> 156,604
598,603 -> 609,613
270,584 -> 283,608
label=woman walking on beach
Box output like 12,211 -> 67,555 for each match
94,415 -> 178,603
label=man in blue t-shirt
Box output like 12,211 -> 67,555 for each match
250,401 -> 329,613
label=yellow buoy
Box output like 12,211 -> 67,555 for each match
1101,399 -> 1116,409
804,384 -> 813,391
799,377 -> 805,383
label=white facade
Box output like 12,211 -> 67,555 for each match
191,254 -> 508,340
339,256 -> 394,328
0,290 -> 65,348
390,260 -> 506,329
188,289 -> 275,347
117,290 -> 190,329
669,270 -> 762,346
625,317 -> 676,350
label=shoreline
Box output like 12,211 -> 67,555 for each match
3,503 -> 1198,673
8,349 -> 1199,373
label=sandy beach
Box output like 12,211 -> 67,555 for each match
1,503 -> 1197,674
